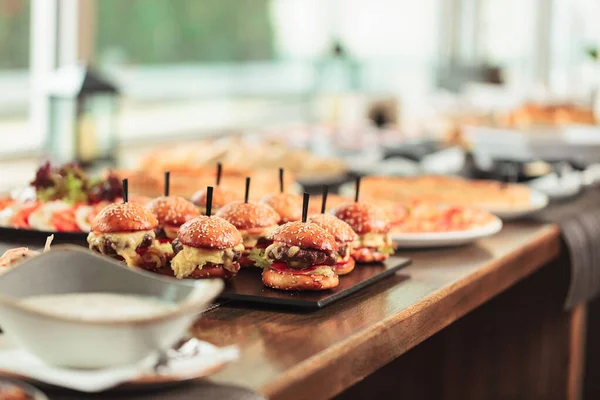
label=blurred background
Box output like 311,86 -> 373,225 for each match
1,0 -> 600,192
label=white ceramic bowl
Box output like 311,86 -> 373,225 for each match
0,246 -> 223,369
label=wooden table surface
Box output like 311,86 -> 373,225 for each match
192,222 -> 562,400
0,222 -> 563,399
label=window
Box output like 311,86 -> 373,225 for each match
478,0 -> 537,86
96,0 -> 275,65
0,0 -> 30,118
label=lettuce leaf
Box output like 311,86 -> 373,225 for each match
248,248 -> 271,269
63,171 -> 88,204
378,246 -> 396,255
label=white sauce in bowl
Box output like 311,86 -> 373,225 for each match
19,293 -> 177,322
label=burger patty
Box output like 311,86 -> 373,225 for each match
337,245 -> 348,259
170,238 -> 243,261
154,226 -> 167,240
267,245 -> 336,267
91,233 -> 153,256
256,237 -> 272,247
172,238 -> 184,254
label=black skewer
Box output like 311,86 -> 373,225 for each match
206,186 -> 213,216
164,171 -> 170,196
244,177 -> 250,203
302,192 -> 309,223
279,168 -> 284,193
216,163 -> 222,186
321,186 -> 328,214
354,176 -> 361,202
122,179 -> 128,203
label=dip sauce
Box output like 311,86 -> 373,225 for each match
19,293 -> 177,322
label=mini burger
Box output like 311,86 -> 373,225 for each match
216,201 -> 280,268
308,213 -> 357,275
191,187 -> 237,215
260,193 -> 302,224
262,221 -> 339,291
332,202 -> 394,263
170,216 -> 244,279
87,202 -> 166,270
146,195 -> 199,257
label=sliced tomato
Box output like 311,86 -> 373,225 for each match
12,202 -> 42,229
157,238 -> 172,244
238,255 -> 253,266
0,198 -> 15,212
50,208 -> 80,232
336,258 -> 352,267
270,262 -> 318,275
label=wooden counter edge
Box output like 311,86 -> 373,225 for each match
261,224 -> 562,400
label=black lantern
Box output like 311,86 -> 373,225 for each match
46,65 -> 119,168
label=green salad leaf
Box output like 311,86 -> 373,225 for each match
378,246 -> 396,255
248,248 -> 271,269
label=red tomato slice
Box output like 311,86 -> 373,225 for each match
12,203 -> 42,229
270,262 -> 318,275
158,238 -> 171,244
336,258 -> 351,267
50,208 -> 80,232
0,198 -> 15,212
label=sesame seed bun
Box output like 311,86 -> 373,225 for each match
352,248 -> 390,263
191,186 -> 237,210
147,196 -> 200,227
215,201 -> 280,230
331,202 -> 391,235
262,268 -> 339,291
260,193 -> 302,224
177,216 -> 243,249
308,213 -> 358,244
268,221 -> 336,252
187,263 -> 240,280
334,257 -> 355,275
91,202 -> 158,233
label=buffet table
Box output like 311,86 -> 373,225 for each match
195,222 -> 580,400
0,222 -> 582,400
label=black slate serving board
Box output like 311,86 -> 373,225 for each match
219,256 -> 411,309
0,226 -> 87,243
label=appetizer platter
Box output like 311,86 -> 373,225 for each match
384,201 -> 502,247
220,256 -> 410,309
340,175 -> 547,219
137,136 -> 348,182
0,163 -> 146,239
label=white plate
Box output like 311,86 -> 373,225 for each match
464,124 -> 600,165
339,182 -> 549,220
392,217 -> 503,248
527,173 -> 582,201
486,189 -> 548,220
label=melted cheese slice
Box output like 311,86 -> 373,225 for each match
312,266 -> 335,277
87,230 -> 155,267
239,225 -> 278,248
171,244 -> 244,279
164,225 -> 179,240
353,233 -> 392,249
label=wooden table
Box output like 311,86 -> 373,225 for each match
1,222 -> 580,399
187,222 -> 579,400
